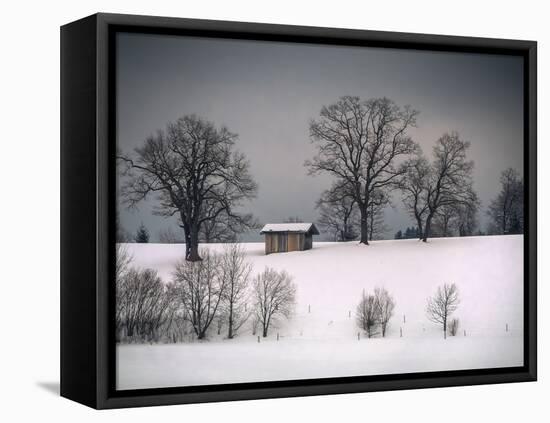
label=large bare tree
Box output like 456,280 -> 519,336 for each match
306,96 -> 418,245
253,268 -> 296,337
401,133 -> 477,242
487,168 -> 524,235
118,115 -> 257,261
426,283 -> 460,339
173,250 -> 227,339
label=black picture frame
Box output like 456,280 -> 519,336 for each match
60,12 -> 537,409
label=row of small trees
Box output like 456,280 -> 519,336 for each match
356,283 -> 461,339
116,244 -> 296,343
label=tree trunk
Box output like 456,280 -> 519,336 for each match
187,225 -> 202,261
262,326 -> 268,337
415,216 -> 424,240
359,206 -> 369,245
227,303 -> 234,339
422,213 -> 434,242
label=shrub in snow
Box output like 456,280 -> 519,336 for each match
447,318 -> 460,337
356,291 -> 379,338
356,287 -> 396,338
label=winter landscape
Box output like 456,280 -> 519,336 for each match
117,236 -> 522,390
114,33 -> 525,390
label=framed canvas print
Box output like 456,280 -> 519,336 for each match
60,13 -> 537,409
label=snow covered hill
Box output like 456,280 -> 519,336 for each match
117,235 -> 524,390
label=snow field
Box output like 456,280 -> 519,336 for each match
117,235 -> 523,390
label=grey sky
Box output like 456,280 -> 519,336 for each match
116,32 -> 524,242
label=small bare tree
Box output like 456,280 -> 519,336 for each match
253,268 -> 296,337
487,168 -> 524,235
173,250 -> 227,339
115,244 -> 133,338
356,291 -> 379,338
221,244 -> 252,338
375,287 -> 396,337
316,180 -> 359,241
426,283 -> 460,339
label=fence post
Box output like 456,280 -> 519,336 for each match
277,332 -> 279,341
357,332 -> 360,341
400,327 -> 403,337
506,323 -> 509,332
308,304 -> 311,313
257,336 -> 260,343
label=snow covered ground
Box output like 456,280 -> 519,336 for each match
117,235 -> 524,390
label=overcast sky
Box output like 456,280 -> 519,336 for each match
116,32 -> 524,242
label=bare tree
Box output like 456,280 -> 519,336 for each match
115,243 -> 132,282
426,283 -> 460,339
115,244 -> 133,338
356,290 -> 379,338
306,96 -> 419,245
253,268 -> 296,337
117,268 -> 173,341
316,180 -> 359,241
368,190 -> 390,241
401,155 -> 431,239
221,244 -> 252,338
173,250 -> 227,339
432,204 -> 459,237
487,168 -> 524,235
375,287 -> 395,337
401,133 -> 477,242
118,115 -> 258,261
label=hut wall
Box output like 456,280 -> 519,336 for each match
264,232 -> 312,254
304,234 -> 313,250
288,233 -> 301,251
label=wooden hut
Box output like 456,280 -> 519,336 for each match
260,223 -> 320,255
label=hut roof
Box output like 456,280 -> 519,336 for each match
260,223 -> 320,235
